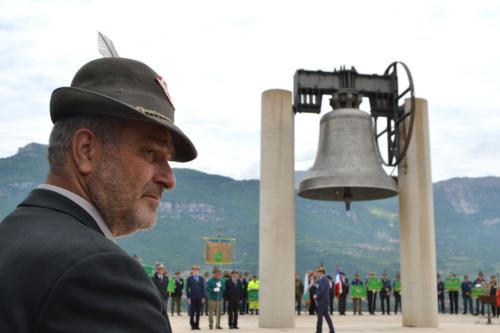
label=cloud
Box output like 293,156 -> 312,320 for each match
0,0 -> 499,181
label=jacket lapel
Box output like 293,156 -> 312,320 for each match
18,189 -> 104,236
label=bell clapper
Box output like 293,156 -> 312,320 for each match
343,187 -> 352,211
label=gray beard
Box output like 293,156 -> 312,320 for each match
86,153 -> 157,237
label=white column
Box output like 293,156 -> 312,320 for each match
398,98 -> 439,327
259,89 -> 295,328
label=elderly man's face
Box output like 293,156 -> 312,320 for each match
86,120 -> 176,236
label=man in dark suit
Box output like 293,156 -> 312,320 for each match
187,265 -> 205,330
327,275 -> 335,315
240,272 -> 249,315
152,263 -> 170,317
225,270 -> 243,329
437,273 -> 446,314
0,57 -> 197,333
295,273 -> 304,315
338,272 -> 349,315
171,271 -> 185,316
314,265 -> 335,333
380,272 -> 392,315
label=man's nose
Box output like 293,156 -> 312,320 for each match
154,162 -> 176,190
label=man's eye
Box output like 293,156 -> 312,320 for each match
145,150 -> 156,160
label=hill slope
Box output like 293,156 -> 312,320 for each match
1,143 -> 499,276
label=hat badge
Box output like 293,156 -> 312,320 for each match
155,76 -> 175,108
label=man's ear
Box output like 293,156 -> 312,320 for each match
71,128 -> 98,175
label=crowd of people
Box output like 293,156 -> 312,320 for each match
151,262 -> 500,331
294,270 -> 500,317
151,264 -> 261,330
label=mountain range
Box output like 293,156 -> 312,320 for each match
1,143 -> 499,278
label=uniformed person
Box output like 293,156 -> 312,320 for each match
240,272 -> 249,315
380,272 -> 392,315
309,272 -> 317,315
203,271 -> 210,315
366,272 -> 378,315
351,272 -> 364,315
448,272 -> 459,315
487,275 -> 498,317
247,275 -> 260,315
461,274 -> 473,315
295,273 -> 305,315
437,273 -> 445,314
338,272 -> 349,315
393,273 -> 402,315
474,271 -> 486,316
314,265 -> 335,333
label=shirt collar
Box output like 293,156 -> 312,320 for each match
37,184 -> 114,241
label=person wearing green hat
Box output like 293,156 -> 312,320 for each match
207,267 -> 225,329
0,57 -> 197,333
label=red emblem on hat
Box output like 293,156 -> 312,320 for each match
155,76 -> 175,109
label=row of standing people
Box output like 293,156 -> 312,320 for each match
437,272 -> 499,317
294,269 -> 500,317
152,264 -> 260,330
296,271 -> 401,316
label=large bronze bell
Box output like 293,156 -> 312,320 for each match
298,107 -> 398,210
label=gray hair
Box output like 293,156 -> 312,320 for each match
48,115 -> 122,171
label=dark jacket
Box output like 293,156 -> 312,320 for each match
0,189 -> 171,333
437,280 -> 445,297
315,275 -> 331,308
241,278 -> 248,298
340,277 -> 350,296
225,278 -> 243,303
351,278 -> 363,286
461,280 -> 473,296
172,277 -> 184,297
380,278 -> 392,296
187,275 -> 205,300
152,273 -> 169,299
295,278 -> 304,298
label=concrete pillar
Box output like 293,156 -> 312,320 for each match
398,98 -> 438,327
259,89 -> 295,328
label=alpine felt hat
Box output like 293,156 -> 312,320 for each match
50,57 -> 197,162
316,265 -> 326,273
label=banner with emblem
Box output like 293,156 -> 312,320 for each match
351,285 -> 367,299
471,286 -> 485,298
445,277 -> 461,291
204,237 -> 236,265
394,280 -> 401,292
367,277 -> 382,291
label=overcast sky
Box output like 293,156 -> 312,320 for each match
1,0 -> 499,181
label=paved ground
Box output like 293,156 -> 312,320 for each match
169,313 -> 500,332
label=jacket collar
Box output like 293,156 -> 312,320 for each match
18,188 -> 104,236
